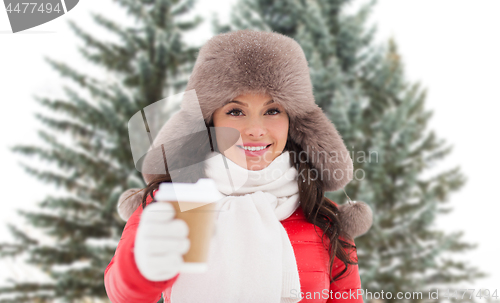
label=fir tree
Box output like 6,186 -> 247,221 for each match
0,0 -> 202,302
212,0 -> 486,301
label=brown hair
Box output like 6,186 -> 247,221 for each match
141,121 -> 357,284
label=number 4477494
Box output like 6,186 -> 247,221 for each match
5,2 -> 62,14
442,289 -> 498,300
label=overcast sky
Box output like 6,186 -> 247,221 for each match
1,0 -> 499,294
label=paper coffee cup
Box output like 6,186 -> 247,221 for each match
155,178 -> 223,273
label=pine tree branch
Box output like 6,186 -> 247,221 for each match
176,17 -> 204,31
42,58 -> 116,106
0,224 -> 39,258
38,196 -> 102,213
16,163 -> 93,194
36,117 -> 97,142
171,0 -> 196,16
69,18 -> 138,73
42,57 -> 99,89
14,130 -> 120,181
17,210 -> 109,243
34,102 -> 108,134
0,282 -> 56,303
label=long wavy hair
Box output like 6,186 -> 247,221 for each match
138,118 -> 358,284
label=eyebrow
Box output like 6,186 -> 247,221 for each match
224,99 -> 275,107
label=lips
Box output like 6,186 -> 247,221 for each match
237,144 -> 272,150
236,144 -> 272,156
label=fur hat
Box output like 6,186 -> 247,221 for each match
143,29 -> 353,189
118,29 -> 372,238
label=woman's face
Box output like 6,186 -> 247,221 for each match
212,93 -> 289,171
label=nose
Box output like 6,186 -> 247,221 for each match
244,117 -> 267,138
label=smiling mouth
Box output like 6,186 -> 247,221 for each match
237,144 -> 272,151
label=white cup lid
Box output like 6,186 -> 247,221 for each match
155,178 -> 224,203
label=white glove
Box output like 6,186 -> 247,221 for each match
134,201 -> 190,281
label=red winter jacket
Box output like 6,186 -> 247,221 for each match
105,191 -> 363,302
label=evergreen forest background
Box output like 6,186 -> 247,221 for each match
1,0 -> 498,302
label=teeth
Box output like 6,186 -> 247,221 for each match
240,145 -> 268,151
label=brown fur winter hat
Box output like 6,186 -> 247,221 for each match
142,29 -> 354,191
118,29 -> 372,238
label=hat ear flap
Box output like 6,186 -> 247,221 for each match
117,189 -> 144,221
288,106 -> 353,192
338,201 -> 373,238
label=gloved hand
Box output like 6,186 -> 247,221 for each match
134,201 -> 190,281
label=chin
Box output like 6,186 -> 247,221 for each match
247,161 -> 270,171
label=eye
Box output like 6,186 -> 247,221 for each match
225,107 -> 282,117
226,108 -> 243,116
266,108 -> 281,115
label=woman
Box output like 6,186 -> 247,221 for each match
105,29 -> 372,303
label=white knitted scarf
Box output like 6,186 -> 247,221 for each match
170,151 -> 302,303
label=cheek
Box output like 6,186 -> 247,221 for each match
212,111 -> 223,127
216,119 -> 241,131
214,112 -> 237,129
269,119 -> 289,143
